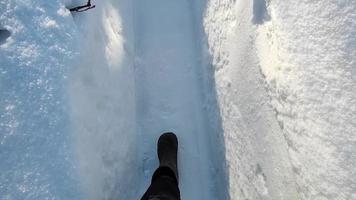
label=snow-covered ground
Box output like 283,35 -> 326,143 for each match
133,0 -> 227,199
204,0 -> 356,199
204,0 -> 299,199
1,0 -> 355,200
0,1 -> 81,199
256,1 -> 356,199
67,1 -> 138,199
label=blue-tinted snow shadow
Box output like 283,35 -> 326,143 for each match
191,1 -> 230,200
67,0 -> 139,199
105,0 -> 140,199
253,0 -> 271,24
0,2 -> 81,199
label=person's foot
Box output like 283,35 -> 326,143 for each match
157,132 -> 179,181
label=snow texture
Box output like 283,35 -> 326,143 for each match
1,0 -> 355,200
0,0 -> 80,199
256,1 -> 356,199
133,0 -> 227,199
204,0 -> 356,199
68,0 -> 139,199
204,0 -> 299,199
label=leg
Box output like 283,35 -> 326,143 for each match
140,133 -> 180,200
140,166 -> 180,200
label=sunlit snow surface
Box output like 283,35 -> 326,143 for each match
1,0 -> 355,200
0,1 -> 81,199
205,0 -> 356,199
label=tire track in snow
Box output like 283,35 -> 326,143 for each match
133,0 -> 227,199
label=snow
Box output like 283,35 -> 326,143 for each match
0,0 -> 80,199
204,0 -> 356,199
204,0 -> 299,199
40,17 -> 59,28
1,0 -> 355,200
133,0 -> 227,199
256,1 -> 356,199
69,0 -> 227,199
68,1 -> 138,199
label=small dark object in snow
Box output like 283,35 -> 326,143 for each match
0,29 -> 11,45
69,0 -> 95,13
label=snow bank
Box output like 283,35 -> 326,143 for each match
67,0 -> 138,199
257,1 -> 356,199
204,0 -> 355,199
0,0 -> 80,199
203,1 -> 299,199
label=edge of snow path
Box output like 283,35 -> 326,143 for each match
68,1 -> 139,199
204,0 -> 300,199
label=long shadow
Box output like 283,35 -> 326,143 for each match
189,0 -> 230,199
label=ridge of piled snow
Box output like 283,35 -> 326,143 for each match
204,0 -> 356,199
67,1 -> 138,199
204,0 -> 299,199
257,1 -> 356,199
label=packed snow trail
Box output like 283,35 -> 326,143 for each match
134,0 -> 227,199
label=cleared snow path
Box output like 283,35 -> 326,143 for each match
134,0 -> 226,199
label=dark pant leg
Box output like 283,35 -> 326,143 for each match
140,166 -> 180,200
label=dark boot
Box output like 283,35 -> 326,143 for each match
157,132 -> 179,182
140,132 -> 181,200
